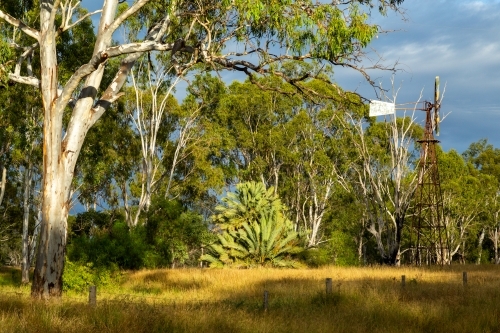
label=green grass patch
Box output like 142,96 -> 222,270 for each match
2,265 -> 500,332
0,266 -> 22,287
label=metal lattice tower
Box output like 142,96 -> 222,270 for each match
411,77 -> 448,265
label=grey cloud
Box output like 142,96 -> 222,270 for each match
335,0 -> 500,153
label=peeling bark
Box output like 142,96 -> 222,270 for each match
31,0 -> 119,299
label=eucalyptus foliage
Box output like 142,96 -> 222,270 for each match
0,0 -> 406,297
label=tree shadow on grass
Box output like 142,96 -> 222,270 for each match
130,270 -> 210,295
2,268 -> 500,333
0,266 -> 22,287
206,275 -> 500,333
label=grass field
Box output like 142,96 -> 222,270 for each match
1,265 -> 500,332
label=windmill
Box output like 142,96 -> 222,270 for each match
411,76 -> 449,265
368,76 -> 448,265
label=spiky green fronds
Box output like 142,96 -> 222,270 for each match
202,181 -> 304,268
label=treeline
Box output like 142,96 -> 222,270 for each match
2,66 -> 499,271
0,0 -> 417,297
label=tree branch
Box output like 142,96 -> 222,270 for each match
107,0 -> 150,35
56,40 -> 183,113
14,43 -> 37,75
7,72 -> 40,87
60,5 -> 102,34
0,9 -> 40,41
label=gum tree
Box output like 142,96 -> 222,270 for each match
341,95 -> 422,265
0,0 -> 404,298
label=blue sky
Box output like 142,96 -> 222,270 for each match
335,0 -> 500,153
70,0 -> 500,214
81,0 -> 500,154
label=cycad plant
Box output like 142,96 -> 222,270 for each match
211,181 -> 283,230
202,181 -> 303,268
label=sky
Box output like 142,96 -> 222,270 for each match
80,0 -> 500,154
69,0 -> 500,214
334,0 -> 500,153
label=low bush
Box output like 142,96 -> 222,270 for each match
298,248 -> 333,267
63,260 -> 122,292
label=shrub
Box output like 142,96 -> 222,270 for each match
298,248 -> 333,267
202,181 -> 304,268
146,198 -> 211,268
63,260 -> 121,292
67,221 -> 148,270
330,230 -> 359,266
67,200 -> 210,270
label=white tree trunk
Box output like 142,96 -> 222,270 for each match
476,227 -> 485,265
488,211 -> 500,264
343,91 -> 419,265
164,110 -> 199,199
495,227 -> 499,264
0,166 -> 6,208
29,0 -> 166,297
31,0 -> 67,298
31,0 -> 119,298
127,70 -> 183,227
30,207 -> 42,267
21,158 -> 33,284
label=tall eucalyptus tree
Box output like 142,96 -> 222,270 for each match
342,105 -> 422,265
462,140 -> 500,263
0,0 -> 404,298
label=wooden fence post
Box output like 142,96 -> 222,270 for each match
401,275 -> 406,287
326,278 -> 333,295
89,285 -> 97,306
263,290 -> 269,311
463,272 -> 467,286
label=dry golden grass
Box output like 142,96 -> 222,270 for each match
2,265 -> 500,332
